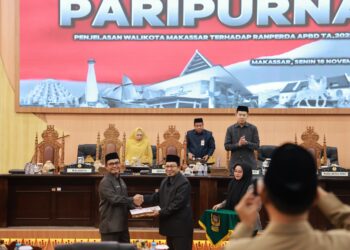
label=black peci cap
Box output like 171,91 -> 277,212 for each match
105,152 -> 119,163
165,154 -> 180,166
236,105 -> 249,113
264,143 -> 317,209
194,118 -> 203,124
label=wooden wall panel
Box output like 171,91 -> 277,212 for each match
45,114 -> 350,167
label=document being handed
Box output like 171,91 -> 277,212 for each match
130,206 -> 161,218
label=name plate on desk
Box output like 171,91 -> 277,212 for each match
252,170 -> 260,175
321,171 -> 349,177
151,168 -> 166,174
66,168 -> 94,173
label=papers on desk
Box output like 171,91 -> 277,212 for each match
130,206 -> 161,218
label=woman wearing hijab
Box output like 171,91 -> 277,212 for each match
213,163 -> 252,210
125,128 -> 153,166
213,163 -> 261,235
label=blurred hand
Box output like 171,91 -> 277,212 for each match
212,203 -> 222,211
238,136 -> 247,146
133,194 -> 144,206
316,186 -> 328,204
234,189 -> 261,228
181,164 -> 188,171
203,155 -> 209,161
150,209 -> 159,217
188,153 -> 194,160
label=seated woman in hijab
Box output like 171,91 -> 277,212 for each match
212,163 -> 261,235
125,127 -> 153,166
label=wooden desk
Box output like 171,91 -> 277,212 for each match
0,174 -> 349,230
0,174 -> 231,228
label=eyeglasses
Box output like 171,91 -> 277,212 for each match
165,164 -> 178,168
107,161 -> 119,166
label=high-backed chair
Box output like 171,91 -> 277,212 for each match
225,149 -> 259,169
321,146 -> 339,165
257,145 -> 277,162
151,145 -> 157,166
295,126 -> 327,168
77,144 -> 102,162
32,125 -> 65,172
156,125 -> 187,165
96,124 -> 126,164
54,242 -> 136,250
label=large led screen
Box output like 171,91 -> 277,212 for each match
18,0 -> 350,112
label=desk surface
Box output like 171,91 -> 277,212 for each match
2,173 -> 349,180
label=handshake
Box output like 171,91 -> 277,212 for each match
131,194 -> 160,217
133,194 -> 144,207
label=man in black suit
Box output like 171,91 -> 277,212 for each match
141,155 -> 193,250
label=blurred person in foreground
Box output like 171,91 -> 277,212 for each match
225,143 -> 350,250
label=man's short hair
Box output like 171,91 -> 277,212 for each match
264,143 -> 318,215
194,118 -> 203,124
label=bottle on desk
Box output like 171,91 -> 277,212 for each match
150,241 -> 157,250
203,164 -> 208,176
140,241 -> 148,250
15,242 -> 21,250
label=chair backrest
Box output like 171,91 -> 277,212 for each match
54,242 -> 136,250
156,125 -> 187,165
77,144 -> 101,161
257,145 -> 277,161
96,124 -> 126,164
225,149 -> 258,169
151,145 -> 157,165
296,126 -> 327,168
321,146 -> 339,164
33,125 -> 65,172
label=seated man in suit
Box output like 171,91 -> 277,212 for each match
186,118 -> 215,163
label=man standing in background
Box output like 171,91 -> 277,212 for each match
186,118 -> 216,163
224,106 -> 260,174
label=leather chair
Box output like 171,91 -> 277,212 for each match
321,146 -> 339,164
77,144 -> 101,161
54,242 -> 136,250
257,145 -> 277,162
151,145 -> 157,166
